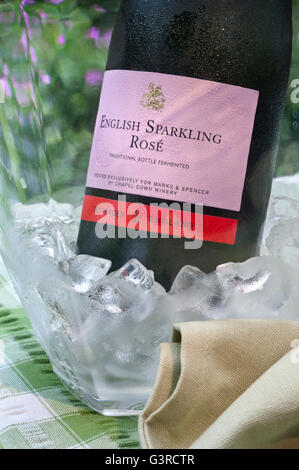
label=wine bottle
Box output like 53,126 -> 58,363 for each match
77,0 -> 292,290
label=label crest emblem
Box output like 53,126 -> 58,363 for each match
141,83 -> 166,112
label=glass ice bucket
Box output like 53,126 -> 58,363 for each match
0,2 -> 298,417
0,1 -> 171,416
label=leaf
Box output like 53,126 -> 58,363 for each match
23,2 -> 61,20
58,0 -> 78,16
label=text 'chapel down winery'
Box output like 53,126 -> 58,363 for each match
77,0 -> 292,289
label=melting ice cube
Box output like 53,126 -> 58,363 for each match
110,259 -> 155,291
171,265 -> 207,292
60,255 -> 112,293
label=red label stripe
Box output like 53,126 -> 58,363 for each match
81,195 -> 238,245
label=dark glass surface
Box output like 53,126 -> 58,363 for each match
77,0 -> 292,289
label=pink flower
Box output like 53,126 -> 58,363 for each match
85,70 -> 103,87
89,27 -> 100,42
93,6 -> 106,13
39,71 -> 51,85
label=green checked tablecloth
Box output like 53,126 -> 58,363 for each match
0,260 -> 140,450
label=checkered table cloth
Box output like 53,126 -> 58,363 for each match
0,261 -> 140,449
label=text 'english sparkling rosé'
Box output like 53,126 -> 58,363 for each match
86,70 -> 259,212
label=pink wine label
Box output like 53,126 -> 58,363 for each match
86,70 -> 259,212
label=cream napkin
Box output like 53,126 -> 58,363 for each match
139,320 -> 299,449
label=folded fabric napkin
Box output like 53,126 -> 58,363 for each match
139,320 -> 299,449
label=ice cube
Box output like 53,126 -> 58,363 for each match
37,275 -> 78,341
87,282 -> 129,317
87,273 -> 159,322
265,219 -> 299,267
37,278 -> 83,390
267,196 -> 299,224
81,299 -> 161,386
216,257 -> 276,294
155,265 -> 223,323
29,225 -> 57,259
27,221 -> 74,264
110,259 -> 154,291
80,274 -> 166,387
171,265 -> 207,292
261,196 -> 299,254
14,198 -> 76,263
13,198 -> 74,227
216,257 -> 299,319
261,178 -> 299,259
110,258 -> 166,297
160,257 -> 299,323
59,255 -> 112,293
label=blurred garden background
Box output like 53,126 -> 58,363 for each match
0,0 -> 298,200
